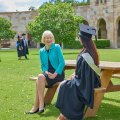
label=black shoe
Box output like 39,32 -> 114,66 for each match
38,109 -> 44,114
25,108 -> 39,114
25,58 -> 29,60
44,103 -> 46,108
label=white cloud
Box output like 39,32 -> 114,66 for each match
0,0 -> 45,12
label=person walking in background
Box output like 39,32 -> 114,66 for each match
16,35 -> 23,60
26,30 -> 65,114
21,33 -> 29,59
56,24 -> 101,120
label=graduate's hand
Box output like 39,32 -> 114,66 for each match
69,73 -> 75,80
48,72 -> 57,79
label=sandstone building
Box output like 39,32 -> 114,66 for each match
0,0 -> 120,48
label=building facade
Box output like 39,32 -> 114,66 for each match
0,11 -> 37,48
0,0 -> 120,48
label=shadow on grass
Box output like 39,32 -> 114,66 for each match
0,50 -> 16,52
31,52 -> 79,56
85,102 -> 120,120
37,101 -> 120,120
37,104 -> 59,118
63,52 -> 79,55
104,97 -> 120,103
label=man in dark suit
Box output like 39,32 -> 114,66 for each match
21,33 -> 29,59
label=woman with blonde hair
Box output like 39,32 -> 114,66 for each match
26,30 -> 65,114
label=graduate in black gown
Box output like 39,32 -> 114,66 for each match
21,33 -> 29,59
56,24 -> 101,120
16,35 -> 23,60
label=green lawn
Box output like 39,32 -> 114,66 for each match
0,48 -> 120,120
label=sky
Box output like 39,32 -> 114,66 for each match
0,0 -> 82,12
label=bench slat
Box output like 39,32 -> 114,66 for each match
29,76 -> 38,81
112,74 -> 120,79
94,87 -> 106,93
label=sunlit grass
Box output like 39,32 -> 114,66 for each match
0,48 -> 120,120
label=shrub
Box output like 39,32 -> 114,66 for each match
63,40 -> 82,49
63,39 -> 110,49
94,39 -> 110,48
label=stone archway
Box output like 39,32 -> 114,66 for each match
97,18 -> 107,39
26,28 -> 37,48
117,20 -> 120,48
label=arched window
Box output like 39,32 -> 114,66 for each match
100,0 -> 103,3
118,21 -> 120,37
96,0 -> 99,4
104,0 -> 107,4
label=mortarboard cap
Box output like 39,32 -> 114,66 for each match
21,33 -> 26,36
80,24 -> 96,36
17,35 -> 21,39
79,24 -> 97,40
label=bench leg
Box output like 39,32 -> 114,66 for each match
44,85 -> 58,104
84,92 -> 104,118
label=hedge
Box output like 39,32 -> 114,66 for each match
94,39 -> 110,48
64,39 -> 110,49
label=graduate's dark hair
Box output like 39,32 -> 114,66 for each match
80,35 -> 99,66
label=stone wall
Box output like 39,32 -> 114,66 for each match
0,11 -> 37,48
0,0 -> 120,48
75,0 -> 120,48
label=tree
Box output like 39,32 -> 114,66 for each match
28,6 -> 36,11
63,0 -> 75,3
49,0 -> 61,3
28,2 -> 83,45
0,17 -> 16,61
82,0 -> 90,3
87,0 -> 90,3
0,17 -> 16,49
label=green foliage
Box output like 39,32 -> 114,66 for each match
64,40 -> 83,49
28,6 -> 36,11
71,2 -> 90,6
49,0 -> 90,6
0,17 -> 16,40
28,2 -> 83,44
63,0 -> 75,3
94,39 -> 110,49
64,39 -> 110,49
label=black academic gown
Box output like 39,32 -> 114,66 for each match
21,39 -> 29,55
16,41 -> 24,57
56,52 -> 101,120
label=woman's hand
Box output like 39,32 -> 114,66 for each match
48,72 -> 58,79
45,71 -> 49,74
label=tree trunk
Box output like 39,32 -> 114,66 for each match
0,39 -> 1,49
0,39 -> 1,62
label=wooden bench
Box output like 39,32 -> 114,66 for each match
65,60 -> 120,118
112,74 -> 120,79
29,76 -> 60,105
84,87 -> 106,118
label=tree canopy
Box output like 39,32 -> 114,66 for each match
28,6 -> 36,11
49,0 -> 90,6
0,17 -> 16,41
28,2 -> 83,44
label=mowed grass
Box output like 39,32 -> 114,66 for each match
0,48 -> 120,120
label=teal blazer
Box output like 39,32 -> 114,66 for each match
40,43 -> 65,75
